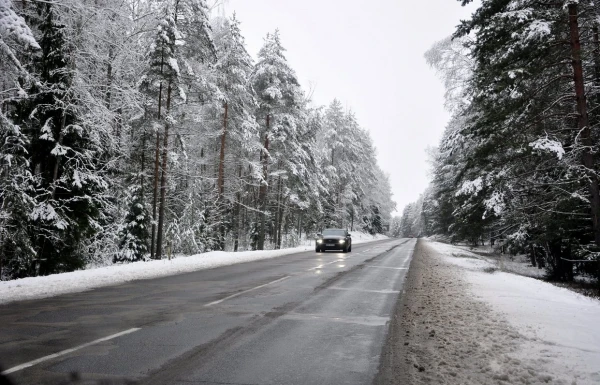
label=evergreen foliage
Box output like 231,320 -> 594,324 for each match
0,0 -> 395,279
405,0 -> 600,285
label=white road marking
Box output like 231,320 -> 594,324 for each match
366,266 -> 408,270
204,276 -> 291,307
1,328 -> 141,375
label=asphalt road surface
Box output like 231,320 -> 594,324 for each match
0,238 -> 416,385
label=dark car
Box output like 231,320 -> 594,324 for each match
315,229 -> 352,253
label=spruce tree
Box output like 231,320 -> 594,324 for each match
0,0 -> 40,278
114,185 -> 150,262
12,3 -> 108,275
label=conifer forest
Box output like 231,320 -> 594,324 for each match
396,0 -> 600,285
0,0 -> 395,279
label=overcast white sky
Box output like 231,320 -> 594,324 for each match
221,0 -> 480,214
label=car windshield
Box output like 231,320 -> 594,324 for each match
322,229 -> 346,236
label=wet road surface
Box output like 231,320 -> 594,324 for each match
1,238 -> 415,385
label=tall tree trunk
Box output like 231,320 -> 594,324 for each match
158,1 -> 180,258
233,202 -> 240,252
592,4 -> 600,128
593,24 -> 600,107
0,230 -> 3,280
277,196 -> 286,249
257,114 -> 270,250
283,205 -> 290,247
336,186 -> 342,228
156,82 -> 172,259
141,131 -> 146,199
241,194 -> 248,250
150,79 -> 164,260
217,102 -> 228,198
273,176 -> 281,249
217,102 -> 228,250
1,80 -> 6,114
105,45 -> 114,109
568,4 -> 600,246
217,102 -> 227,197
150,131 -> 160,259
234,166 -> 242,252
140,131 -> 148,253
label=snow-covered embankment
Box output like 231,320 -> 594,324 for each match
0,232 -> 387,305
429,241 -> 600,384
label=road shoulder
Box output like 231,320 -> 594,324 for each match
374,238 -> 600,385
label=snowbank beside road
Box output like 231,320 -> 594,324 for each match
0,233 -> 388,305
434,240 -> 547,279
429,241 -> 600,385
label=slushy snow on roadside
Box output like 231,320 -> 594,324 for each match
428,241 -> 600,385
0,232 -> 387,305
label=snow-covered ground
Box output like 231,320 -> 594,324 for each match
432,241 -> 546,279
429,241 -> 600,384
0,232 -> 387,305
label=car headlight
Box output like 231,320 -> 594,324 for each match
339,239 -> 345,244
317,239 -> 323,244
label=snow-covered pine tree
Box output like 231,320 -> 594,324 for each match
141,9 -> 181,259
9,3 -> 110,275
0,0 -> 40,278
114,185 -> 150,263
155,0 -> 220,255
0,2 -> 397,276
212,14 -> 259,250
420,0 -> 600,279
319,99 -> 345,227
251,30 -> 304,250
454,0 -> 596,267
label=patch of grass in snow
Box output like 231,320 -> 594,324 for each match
550,280 -> 600,300
432,239 -> 600,299
450,252 -> 479,259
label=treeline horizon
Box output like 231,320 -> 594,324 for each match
0,0 -> 395,279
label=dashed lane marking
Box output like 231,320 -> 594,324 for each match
2,328 -> 141,375
204,276 -> 291,307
